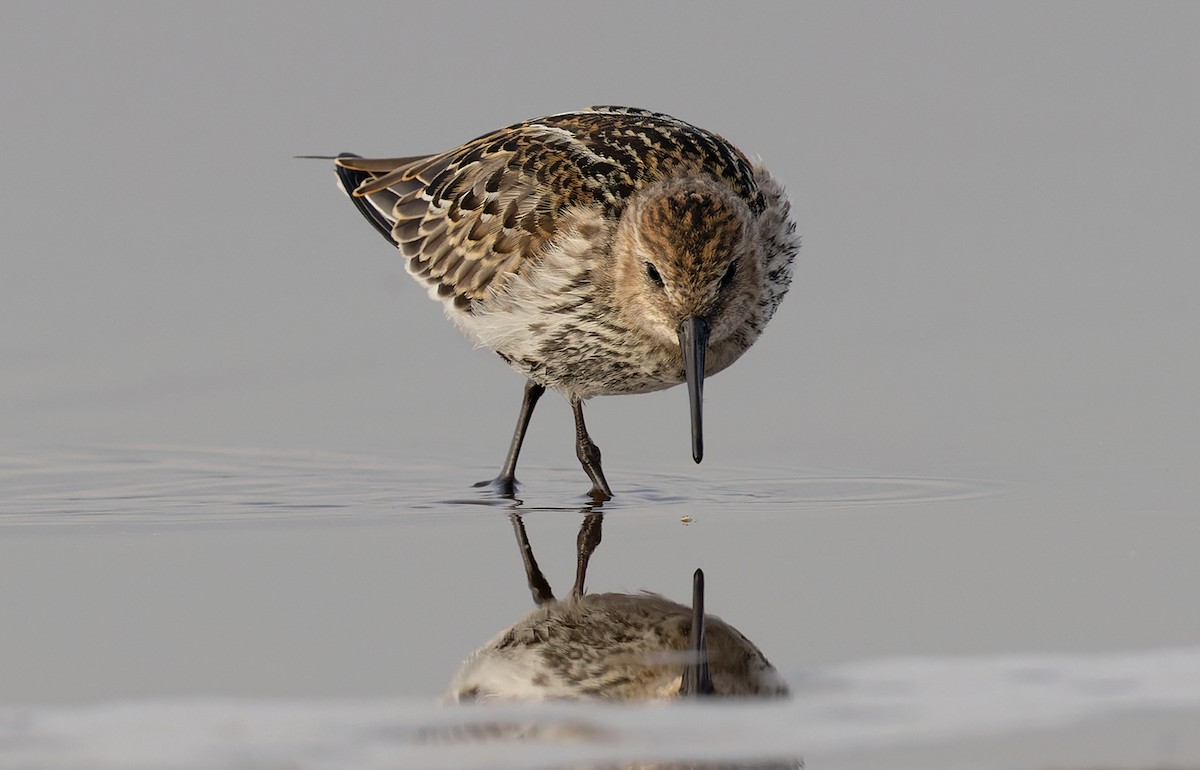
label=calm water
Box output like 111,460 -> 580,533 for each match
2,446 -> 1198,769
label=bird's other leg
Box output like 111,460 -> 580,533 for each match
569,512 -> 604,600
475,380 -> 545,497
570,397 -> 613,501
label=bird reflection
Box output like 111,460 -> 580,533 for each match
446,512 -> 788,702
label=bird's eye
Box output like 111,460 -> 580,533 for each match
645,262 -> 664,288
720,259 -> 740,290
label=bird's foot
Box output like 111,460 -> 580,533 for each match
473,476 -> 519,499
576,437 -> 613,502
581,458 -> 613,502
586,484 -> 612,503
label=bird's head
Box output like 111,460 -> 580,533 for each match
613,177 -> 762,463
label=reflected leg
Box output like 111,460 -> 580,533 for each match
509,512 -> 555,606
569,512 -> 604,600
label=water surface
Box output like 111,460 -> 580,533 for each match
2,446 -> 1198,768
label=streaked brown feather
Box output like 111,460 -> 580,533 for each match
334,155 -> 430,174
334,106 -> 766,306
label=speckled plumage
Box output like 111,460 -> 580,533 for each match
333,106 -> 799,496
443,513 -> 788,703
446,590 -> 788,702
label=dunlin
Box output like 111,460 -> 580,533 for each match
332,107 -> 799,498
443,513 -> 788,701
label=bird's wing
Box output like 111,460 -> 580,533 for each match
335,124 -> 601,309
335,107 -> 764,308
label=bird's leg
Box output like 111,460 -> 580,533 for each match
476,380 -> 545,496
570,397 -> 613,500
509,512 -> 555,606
569,512 -> 604,600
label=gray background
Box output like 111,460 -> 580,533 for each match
4,2 -> 1198,486
2,2 -> 1199,705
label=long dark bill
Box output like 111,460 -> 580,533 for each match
680,567 -> 715,696
678,316 -> 710,464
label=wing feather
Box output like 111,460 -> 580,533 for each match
333,106 -> 765,307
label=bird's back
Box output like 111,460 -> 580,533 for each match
447,592 -> 788,701
335,107 -> 769,310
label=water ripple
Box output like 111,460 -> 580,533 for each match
0,446 -> 1006,526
